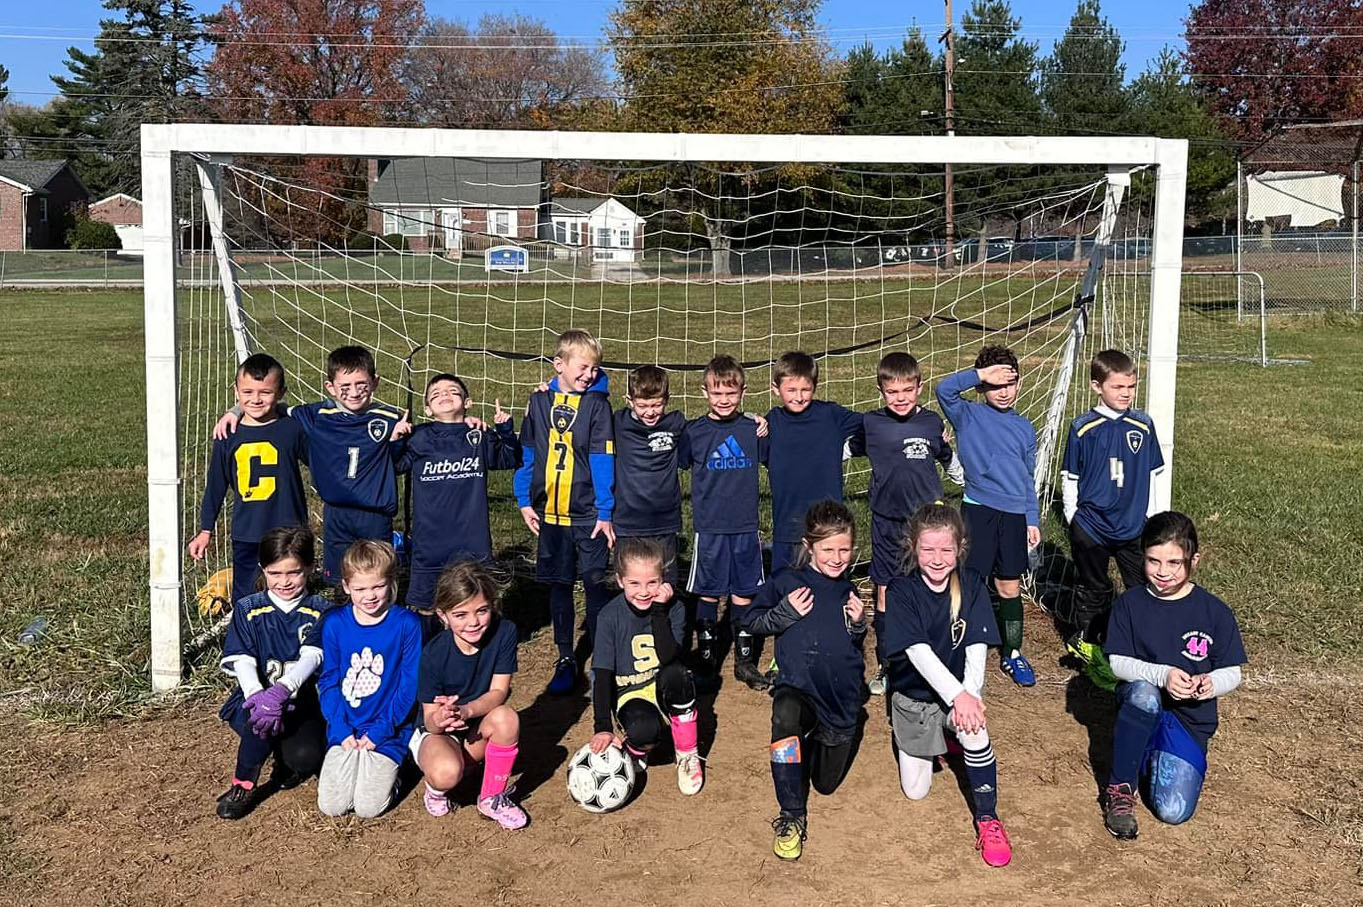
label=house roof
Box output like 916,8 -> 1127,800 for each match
0,159 -> 70,192
370,158 -> 543,208
92,192 -> 141,208
1244,121 -> 1363,174
549,197 -> 605,215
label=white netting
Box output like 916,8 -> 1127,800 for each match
176,153 -> 1158,644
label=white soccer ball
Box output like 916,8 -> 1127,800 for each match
566,742 -> 637,813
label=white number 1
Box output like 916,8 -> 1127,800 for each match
1109,457 -> 1125,488
347,446 -> 359,479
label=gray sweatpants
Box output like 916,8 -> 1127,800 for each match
317,746 -> 399,818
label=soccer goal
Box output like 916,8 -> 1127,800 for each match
141,125 -> 1188,691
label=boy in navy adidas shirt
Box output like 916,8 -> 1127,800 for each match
612,365 -> 687,585
679,354 -> 769,688
191,353 -> 309,606
847,351 -> 963,694
1060,349 -> 1164,689
937,345 -> 1039,687
764,351 -> 863,573
396,373 -> 520,610
514,329 -> 616,695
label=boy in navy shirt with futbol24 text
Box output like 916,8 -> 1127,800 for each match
190,353 -> 309,607
515,329 -> 616,695
848,351 -> 963,696
764,352 -> 863,574
1060,350 -> 1164,691
1101,512 -> 1245,840
612,365 -> 688,586
680,355 -> 770,688
937,346 -> 1040,687
397,373 -> 520,610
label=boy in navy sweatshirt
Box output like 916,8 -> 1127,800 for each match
936,345 -> 1040,687
763,351 -> 863,573
612,365 -> 687,585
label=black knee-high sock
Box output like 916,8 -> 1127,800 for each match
770,736 -> 808,818
961,739 -> 999,820
872,608 -> 886,667
997,594 -> 1023,653
584,579 -> 612,646
549,583 -> 575,658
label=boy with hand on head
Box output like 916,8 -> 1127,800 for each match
611,365 -> 688,586
514,329 -> 616,695
1060,349 -> 1164,690
848,351 -> 963,696
396,373 -> 521,611
191,352 -> 309,606
936,345 -> 1040,687
763,351 -> 864,574
215,345 -> 417,588
679,354 -> 770,688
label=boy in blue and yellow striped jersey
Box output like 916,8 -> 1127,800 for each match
514,329 -> 616,694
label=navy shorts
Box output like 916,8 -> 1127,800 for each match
688,532 -> 764,599
231,538 -> 262,606
617,533 -> 679,586
537,522 -> 610,585
870,513 -> 908,587
770,540 -> 803,575
962,501 -> 1028,580
322,504 -> 393,587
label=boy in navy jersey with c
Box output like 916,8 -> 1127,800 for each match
937,345 -> 1040,687
679,355 -> 770,689
1101,512 -> 1246,839
397,373 -> 520,610
612,365 -> 688,585
847,352 -> 963,695
1060,350 -> 1164,690
190,353 -> 309,606
514,329 -> 616,695
764,352 -> 863,573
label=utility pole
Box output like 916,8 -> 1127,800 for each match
942,0 -> 956,266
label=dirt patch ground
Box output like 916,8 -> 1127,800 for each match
2,632 -> 1360,907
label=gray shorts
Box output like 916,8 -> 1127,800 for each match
890,692 -> 953,759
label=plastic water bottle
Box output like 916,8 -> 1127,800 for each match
18,617 -> 48,646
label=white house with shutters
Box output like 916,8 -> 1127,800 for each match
547,197 -> 646,263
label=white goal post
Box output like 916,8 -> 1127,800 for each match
141,124 -> 1187,691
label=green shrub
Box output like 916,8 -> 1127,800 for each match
67,215 -> 121,250
381,233 -> 409,252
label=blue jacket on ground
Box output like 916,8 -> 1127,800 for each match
935,367 -> 1039,526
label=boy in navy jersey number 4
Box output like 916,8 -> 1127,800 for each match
847,352 -> 963,696
937,346 -> 1040,687
679,355 -> 770,689
1060,350 -> 1164,690
514,329 -> 616,695
190,353 -> 309,607
397,373 -> 520,610
763,352 -> 863,573
612,366 -> 688,586
1101,512 -> 1245,840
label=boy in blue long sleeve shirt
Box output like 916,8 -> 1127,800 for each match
936,345 -> 1040,687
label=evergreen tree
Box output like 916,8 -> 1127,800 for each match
1041,0 -> 1126,134
954,0 -> 1041,135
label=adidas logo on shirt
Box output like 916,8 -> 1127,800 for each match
707,435 -> 752,470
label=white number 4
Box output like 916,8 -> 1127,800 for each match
347,446 -> 360,479
1109,457 -> 1125,489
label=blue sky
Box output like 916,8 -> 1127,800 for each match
0,0 -> 1195,101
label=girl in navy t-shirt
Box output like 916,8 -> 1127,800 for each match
1102,511 -> 1247,839
411,560 -> 527,829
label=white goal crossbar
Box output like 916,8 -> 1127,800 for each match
141,124 -> 1188,691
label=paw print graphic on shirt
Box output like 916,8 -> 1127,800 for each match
342,646 -> 385,707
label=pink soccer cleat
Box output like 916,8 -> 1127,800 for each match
976,817 -> 1013,867
477,789 -> 528,829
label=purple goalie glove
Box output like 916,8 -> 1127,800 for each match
244,683 -> 293,738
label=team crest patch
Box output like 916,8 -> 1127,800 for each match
1181,630 -> 1213,662
466,428 -> 482,447
368,419 -> 388,443
951,617 -> 967,649
551,402 -> 579,433
1126,430 -> 1144,454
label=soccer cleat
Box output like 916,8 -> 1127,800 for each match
676,752 -> 704,796
547,655 -> 577,695
269,761 -> 308,791
1065,632 -> 1100,665
868,665 -> 888,696
999,652 -> 1036,687
423,785 -> 452,818
771,814 -> 808,861
765,657 -> 780,680
734,657 -> 772,691
975,817 -> 1013,867
1103,783 -> 1139,840
215,780 -> 256,820
477,789 -> 529,830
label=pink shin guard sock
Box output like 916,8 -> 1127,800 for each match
670,710 -> 699,755
480,742 -> 518,801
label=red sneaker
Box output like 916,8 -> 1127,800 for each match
976,817 -> 1013,867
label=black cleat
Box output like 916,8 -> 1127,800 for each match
733,657 -> 771,691
1103,782 -> 1139,840
216,781 -> 257,820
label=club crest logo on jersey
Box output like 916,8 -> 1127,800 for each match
647,431 -> 675,453
551,401 -> 580,433
1126,430 -> 1144,455
466,428 -> 482,448
951,617 -> 967,649
1181,630 -> 1213,662
367,419 -> 388,443
297,621 -> 315,646
707,435 -> 751,470
901,437 -> 931,460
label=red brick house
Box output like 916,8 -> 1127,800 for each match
89,193 -> 143,251
0,160 -> 91,250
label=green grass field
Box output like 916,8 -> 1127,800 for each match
1,286 -> 1360,721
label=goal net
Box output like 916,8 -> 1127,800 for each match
144,127 -> 1187,689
